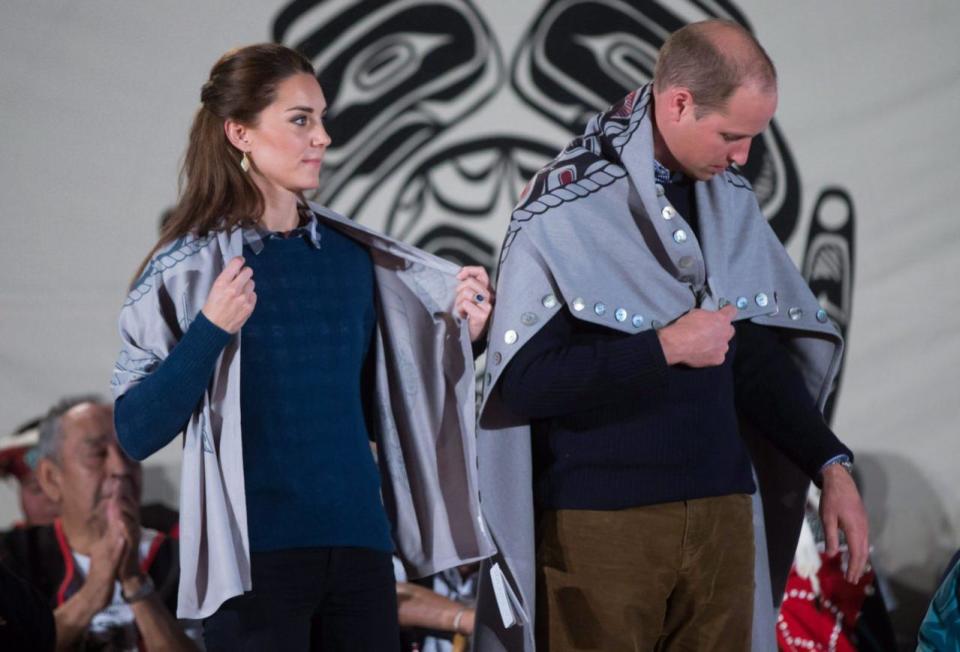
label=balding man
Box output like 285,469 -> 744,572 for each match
474,20 -> 869,651
0,397 -> 198,651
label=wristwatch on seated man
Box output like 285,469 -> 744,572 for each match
121,574 -> 155,604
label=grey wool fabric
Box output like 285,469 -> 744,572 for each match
472,84 -> 843,652
111,202 -> 496,619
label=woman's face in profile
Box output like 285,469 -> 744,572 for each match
244,72 -> 332,195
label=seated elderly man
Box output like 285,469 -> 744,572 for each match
0,396 -> 198,651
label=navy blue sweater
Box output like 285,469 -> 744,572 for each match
116,223 -> 392,553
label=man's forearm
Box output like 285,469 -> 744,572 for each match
129,591 -> 198,652
733,321 -> 851,477
396,582 -> 475,634
54,589 -> 101,651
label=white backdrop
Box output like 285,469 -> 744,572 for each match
2,1 -> 958,645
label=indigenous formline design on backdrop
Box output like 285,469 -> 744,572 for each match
272,0 -> 855,420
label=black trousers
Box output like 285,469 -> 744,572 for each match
203,547 -> 400,652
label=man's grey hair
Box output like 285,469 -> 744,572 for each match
34,395 -> 105,465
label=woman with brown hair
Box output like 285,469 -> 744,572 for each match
111,43 -> 495,651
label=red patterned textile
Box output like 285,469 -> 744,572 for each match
777,551 -> 875,651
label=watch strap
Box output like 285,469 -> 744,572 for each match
121,574 -> 155,603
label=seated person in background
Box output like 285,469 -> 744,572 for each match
0,417 -> 61,527
1,418 -> 180,535
0,396 -> 199,651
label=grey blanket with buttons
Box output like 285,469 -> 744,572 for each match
472,84 -> 843,652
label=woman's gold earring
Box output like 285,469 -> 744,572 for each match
240,151 -> 251,173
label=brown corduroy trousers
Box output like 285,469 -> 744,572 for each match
535,494 -> 756,652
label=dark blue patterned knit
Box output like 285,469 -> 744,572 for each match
238,225 -> 391,552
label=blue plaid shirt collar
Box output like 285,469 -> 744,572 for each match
241,206 -> 322,255
653,158 -> 685,185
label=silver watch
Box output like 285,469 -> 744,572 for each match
823,458 -> 853,475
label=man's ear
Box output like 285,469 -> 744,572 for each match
662,87 -> 696,123
224,119 -> 251,153
35,458 -> 63,505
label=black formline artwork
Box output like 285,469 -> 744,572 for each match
274,0 -> 855,422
